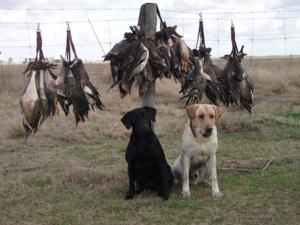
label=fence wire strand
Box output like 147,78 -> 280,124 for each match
1,8 -> 300,60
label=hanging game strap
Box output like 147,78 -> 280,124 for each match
65,25 -> 78,61
200,17 -> 205,48
195,14 -> 206,49
156,5 -> 166,29
35,25 -> 45,63
231,24 -> 238,56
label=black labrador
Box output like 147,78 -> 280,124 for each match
121,106 -> 174,200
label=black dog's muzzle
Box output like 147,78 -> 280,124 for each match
135,123 -> 151,134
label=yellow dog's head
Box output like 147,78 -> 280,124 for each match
186,104 -> 223,138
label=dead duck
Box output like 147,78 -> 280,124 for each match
104,29 -> 152,98
181,50 -> 219,107
54,56 -> 72,116
20,62 -> 57,140
220,45 -> 254,112
55,56 -> 104,125
57,56 -> 89,125
104,39 -> 131,90
104,24 -> 192,98
70,58 -> 104,110
20,65 -> 40,136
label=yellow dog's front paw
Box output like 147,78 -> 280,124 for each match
181,190 -> 191,199
212,191 -> 223,199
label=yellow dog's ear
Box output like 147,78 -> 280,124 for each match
186,104 -> 199,120
213,106 -> 223,122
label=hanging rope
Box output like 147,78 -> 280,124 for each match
195,13 -> 206,49
195,18 -> 201,49
65,22 -> 78,61
156,5 -> 166,30
230,21 -> 239,55
35,23 -> 45,63
200,14 -> 205,48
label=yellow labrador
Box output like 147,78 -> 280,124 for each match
172,104 -> 223,198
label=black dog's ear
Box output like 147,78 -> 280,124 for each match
121,112 -> 132,129
144,106 -> 156,122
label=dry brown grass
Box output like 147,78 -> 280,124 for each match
60,167 -> 125,186
240,57 -> 300,95
0,57 -> 299,225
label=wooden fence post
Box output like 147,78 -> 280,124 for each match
138,3 -> 157,108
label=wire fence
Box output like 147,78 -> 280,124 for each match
0,8 -> 300,62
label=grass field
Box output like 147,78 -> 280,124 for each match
0,58 -> 299,225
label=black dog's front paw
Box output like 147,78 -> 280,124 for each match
162,194 -> 169,200
125,190 -> 135,200
135,185 -> 144,194
158,191 -> 170,200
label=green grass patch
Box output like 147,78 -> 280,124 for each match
278,110 -> 300,120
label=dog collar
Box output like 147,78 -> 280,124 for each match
190,120 -> 197,138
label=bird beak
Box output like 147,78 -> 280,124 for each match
70,58 -> 79,68
60,55 -> 67,63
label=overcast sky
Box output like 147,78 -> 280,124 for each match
0,0 -> 300,62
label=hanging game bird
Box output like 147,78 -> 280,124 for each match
104,28 -> 153,97
54,56 -> 104,125
70,58 -> 104,111
105,25 -> 191,98
219,46 -> 254,112
105,20 -> 253,113
180,50 -> 220,107
182,21 -> 254,112
20,62 -> 57,140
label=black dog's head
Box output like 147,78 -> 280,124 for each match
121,107 -> 156,134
